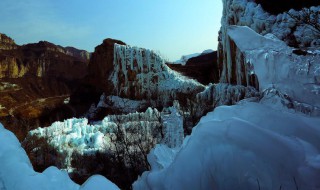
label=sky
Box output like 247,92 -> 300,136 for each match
0,0 -> 222,61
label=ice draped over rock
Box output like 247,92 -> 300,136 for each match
110,44 -> 204,104
28,107 -> 184,168
226,26 -> 320,111
217,0 -> 320,113
218,0 -> 320,87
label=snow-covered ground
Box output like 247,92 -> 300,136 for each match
0,123 -> 119,190
134,100 -> 320,190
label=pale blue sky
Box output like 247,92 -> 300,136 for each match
0,0 -> 222,61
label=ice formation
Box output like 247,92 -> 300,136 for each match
133,3 -> 320,189
110,44 -> 204,104
28,107 -> 184,168
226,26 -> 320,110
219,0 -> 320,85
133,101 -> 320,190
220,0 -> 320,47
0,123 -> 119,190
197,83 -> 259,106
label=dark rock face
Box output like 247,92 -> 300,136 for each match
69,39 -> 126,115
0,34 -> 90,140
87,38 -> 126,92
167,52 -> 219,85
254,0 -> 319,14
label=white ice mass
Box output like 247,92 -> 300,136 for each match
0,123 -> 119,190
27,107 -> 184,168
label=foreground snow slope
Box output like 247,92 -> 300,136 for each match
134,101 -> 320,190
0,123 -> 119,190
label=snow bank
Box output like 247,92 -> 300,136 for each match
0,123 -> 119,190
133,101 -> 320,190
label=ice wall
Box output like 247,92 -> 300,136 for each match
110,44 -> 204,104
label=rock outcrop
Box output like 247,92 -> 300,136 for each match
0,33 -> 17,50
0,40 -> 89,79
87,39 -> 126,92
167,52 -> 219,85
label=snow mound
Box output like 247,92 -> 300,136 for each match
0,123 -> 119,190
133,101 -> 320,190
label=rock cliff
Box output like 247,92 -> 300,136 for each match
0,33 -> 17,50
0,34 -> 90,139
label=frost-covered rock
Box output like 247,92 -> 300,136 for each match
219,0 -> 320,48
197,83 -> 259,106
96,94 -> 149,114
133,100 -> 320,190
0,123 -> 119,190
